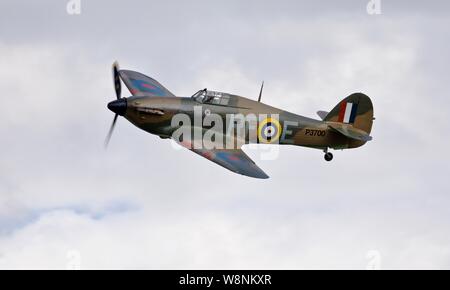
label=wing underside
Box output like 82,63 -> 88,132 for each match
176,140 -> 269,179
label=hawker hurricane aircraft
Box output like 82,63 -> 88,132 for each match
105,62 -> 374,179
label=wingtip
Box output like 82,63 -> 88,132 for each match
246,171 -> 270,179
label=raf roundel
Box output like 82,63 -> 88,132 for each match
258,117 -> 282,143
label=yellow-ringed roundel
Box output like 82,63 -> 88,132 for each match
258,117 -> 282,143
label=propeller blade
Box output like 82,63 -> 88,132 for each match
104,114 -> 118,149
112,61 -> 121,99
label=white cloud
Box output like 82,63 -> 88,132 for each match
1,1 -> 450,269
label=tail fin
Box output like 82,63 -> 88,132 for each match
324,93 -> 374,134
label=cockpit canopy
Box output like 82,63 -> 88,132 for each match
191,89 -> 231,106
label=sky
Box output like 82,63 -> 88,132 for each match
1,0 -> 450,269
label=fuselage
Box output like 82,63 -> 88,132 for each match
121,93 -> 365,150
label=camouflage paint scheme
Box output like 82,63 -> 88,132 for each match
108,67 -> 374,179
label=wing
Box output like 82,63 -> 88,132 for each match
177,141 -> 268,179
192,148 -> 269,179
118,69 -> 176,97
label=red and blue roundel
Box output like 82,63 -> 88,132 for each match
130,78 -> 166,96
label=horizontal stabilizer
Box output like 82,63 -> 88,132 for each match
317,110 -> 329,120
328,123 -> 372,142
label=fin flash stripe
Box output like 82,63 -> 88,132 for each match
338,102 -> 358,124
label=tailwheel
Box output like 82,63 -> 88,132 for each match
324,152 -> 333,162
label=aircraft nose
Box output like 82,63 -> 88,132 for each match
107,98 -> 127,115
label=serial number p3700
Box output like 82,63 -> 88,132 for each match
304,129 -> 326,137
